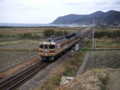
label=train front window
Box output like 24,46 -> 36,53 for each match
44,45 -> 48,49
49,45 -> 55,49
39,45 -> 43,48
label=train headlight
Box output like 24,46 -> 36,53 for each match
49,50 -> 55,53
39,50 -> 43,53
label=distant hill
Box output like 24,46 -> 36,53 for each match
52,10 -> 120,25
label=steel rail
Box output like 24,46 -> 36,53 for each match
0,61 -> 41,87
0,61 -> 49,90
7,63 -> 48,90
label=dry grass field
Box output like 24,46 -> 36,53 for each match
95,38 -> 120,48
0,43 -> 38,51
81,51 -> 120,73
0,51 -> 37,72
0,27 -> 84,39
0,39 -> 40,50
84,27 -> 120,48
84,38 -> 120,48
60,68 -> 120,90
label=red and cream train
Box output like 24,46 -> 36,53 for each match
39,31 -> 81,61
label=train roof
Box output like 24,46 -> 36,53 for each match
65,31 -> 80,38
46,31 -> 81,44
47,36 -> 66,43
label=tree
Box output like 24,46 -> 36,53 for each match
43,29 -> 55,37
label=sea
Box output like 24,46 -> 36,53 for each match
0,23 -> 90,27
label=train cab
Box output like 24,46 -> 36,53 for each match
39,42 -> 56,61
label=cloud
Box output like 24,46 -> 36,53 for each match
0,0 -> 120,23
112,0 -> 120,5
0,0 -> 4,3
64,2 -> 85,6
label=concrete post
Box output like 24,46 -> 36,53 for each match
92,19 -> 95,49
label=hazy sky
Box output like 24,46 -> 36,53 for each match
0,0 -> 120,24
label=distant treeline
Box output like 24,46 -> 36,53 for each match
95,30 -> 120,38
43,29 -> 69,38
0,29 -> 69,39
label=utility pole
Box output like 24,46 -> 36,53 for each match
92,18 -> 95,49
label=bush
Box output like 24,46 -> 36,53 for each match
53,77 -> 61,86
43,29 -> 69,37
43,29 -> 55,38
16,33 -> 42,39
64,67 -> 76,76
95,30 -> 120,38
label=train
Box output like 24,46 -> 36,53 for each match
39,27 -> 92,61
39,31 -> 81,61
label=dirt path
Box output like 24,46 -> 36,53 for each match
76,53 -> 89,75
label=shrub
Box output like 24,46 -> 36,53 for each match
43,29 -> 69,38
95,30 -> 120,38
43,29 -> 55,38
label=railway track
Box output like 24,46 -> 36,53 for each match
0,61 -> 49,90
0,28 -> 92,90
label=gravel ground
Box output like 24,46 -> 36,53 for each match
77,51 -> 120,75
0,51 -> 38,72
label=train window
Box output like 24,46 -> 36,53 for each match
49,45 -> 55,49
44,45 -> 48,49
39,45 -> 43,48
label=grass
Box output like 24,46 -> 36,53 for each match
95,38 -> 120,48
80,48 -> 93,51
84,38 -> 120,48
53,76 -> 61,86
64,67 -> 76,76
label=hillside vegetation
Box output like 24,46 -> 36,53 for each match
52,10 -> 120,25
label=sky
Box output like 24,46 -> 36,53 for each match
0,0 -> 120,24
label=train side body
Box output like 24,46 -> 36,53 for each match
39,32 -> 80,61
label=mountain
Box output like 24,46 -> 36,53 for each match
52,10 -> 120,25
